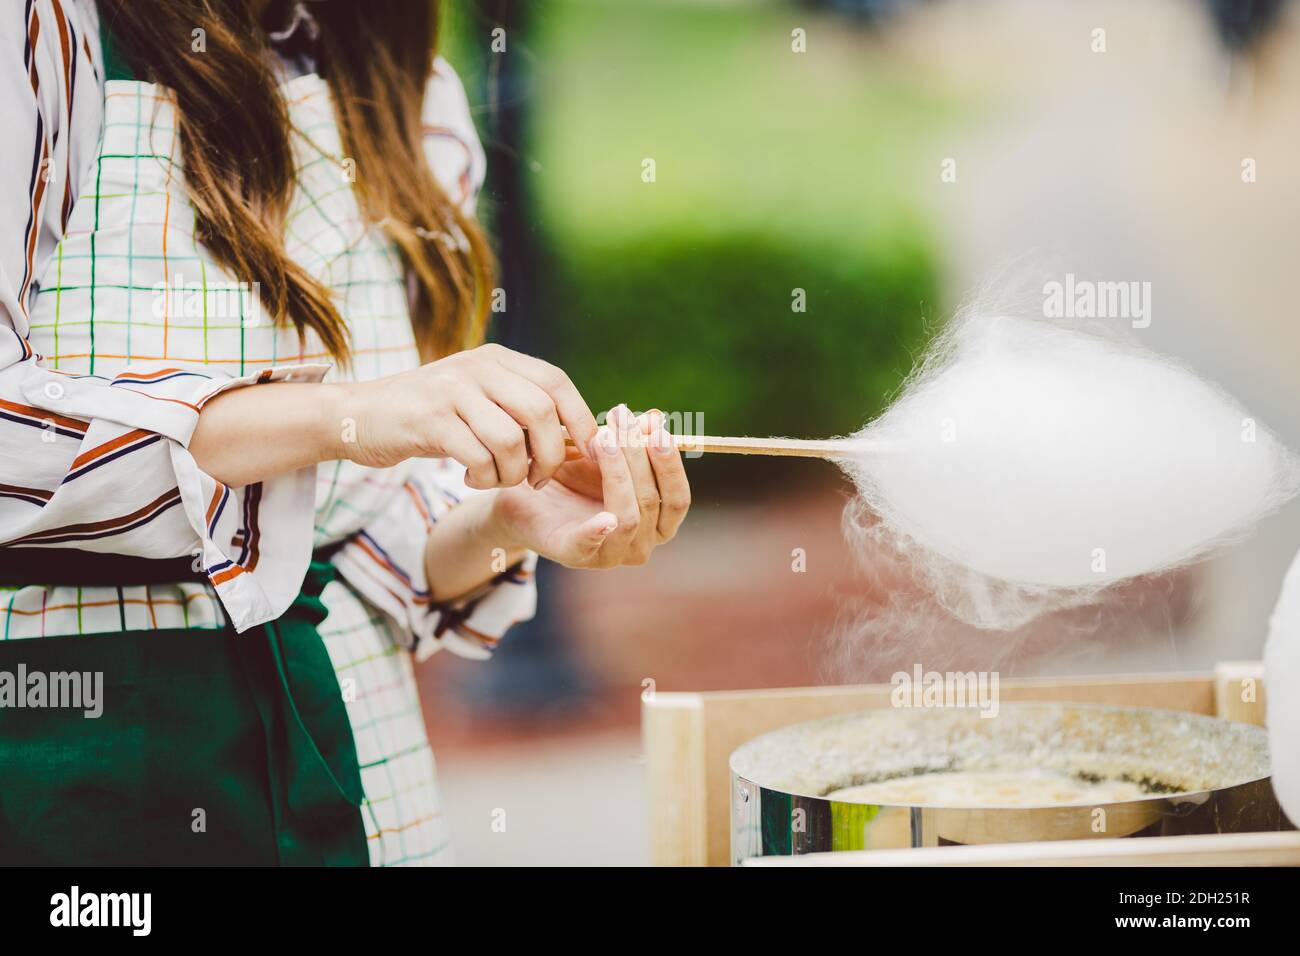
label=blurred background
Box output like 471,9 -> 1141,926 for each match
420,0 -> 1300,864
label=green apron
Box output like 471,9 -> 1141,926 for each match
0,562 -> 369,866
0,9 -> 369,869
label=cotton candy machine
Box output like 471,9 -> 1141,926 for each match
730,702 -> 1290,864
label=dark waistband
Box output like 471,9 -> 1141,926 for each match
0,541 -> 347,589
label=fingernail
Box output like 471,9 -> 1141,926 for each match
643,409 -> 663,434
610,405 -> 630,443
597,426 -> 619,456
653,428 -> 674,454
534,478 -> 550,491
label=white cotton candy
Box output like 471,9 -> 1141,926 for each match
1265,546 -> 1300,824
841,308 -> 1300,630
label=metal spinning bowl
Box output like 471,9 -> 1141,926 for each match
730,702 -> 1291,864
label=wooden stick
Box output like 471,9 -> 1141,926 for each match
561,429 -> 867,460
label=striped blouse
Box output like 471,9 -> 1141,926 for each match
0,0 -> 537,660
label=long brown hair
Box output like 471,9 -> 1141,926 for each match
97,0 -> 492,364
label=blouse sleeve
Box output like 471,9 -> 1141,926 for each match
0,1 -> 327,633
422,57 -> 488,214
332,458 -> 538,663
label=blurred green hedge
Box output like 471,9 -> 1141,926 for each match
444,0 -> 962,486
550,231 -> 938,441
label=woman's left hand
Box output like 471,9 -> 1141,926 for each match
488,404 -> 691,568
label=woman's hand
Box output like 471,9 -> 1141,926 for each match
190,344 -> 597,490
338,343 -> 599,489
486,405 -> 691,568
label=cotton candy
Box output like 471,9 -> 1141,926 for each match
841,306 -> 1300,630
1265,545 -> 1300,823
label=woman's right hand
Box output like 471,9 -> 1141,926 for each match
337,343 -> 599,490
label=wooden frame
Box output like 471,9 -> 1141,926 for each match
641,662 -> 1276,867
743,831 -> 1300,867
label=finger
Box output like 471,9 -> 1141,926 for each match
438,414 -> 498,489
484,374 -> 565,487
488,347 -> 599,458
648,421 -> 690,542
456,395 -> 530,487
612,406 -> 660,564
552,511 -> 618,566
591,424 -> 639,566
